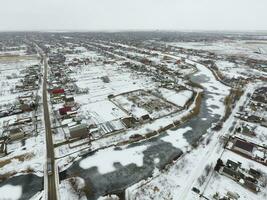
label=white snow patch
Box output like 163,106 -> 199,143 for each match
162,127 -> 191,151
79,145 -> 146,174
0,185 -> 22,200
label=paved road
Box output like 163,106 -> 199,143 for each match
42,54 -> 58,200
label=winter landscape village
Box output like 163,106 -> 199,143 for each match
0,31 -> 266,200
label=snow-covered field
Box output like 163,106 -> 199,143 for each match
79,145 -> 146,174
170,40 -> 267,61
159,88 -> 193,107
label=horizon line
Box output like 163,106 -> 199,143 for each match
0,29 -> 267,34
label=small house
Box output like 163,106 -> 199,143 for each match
226,159 -> 241,171
64,96 -> 75,107
20,102 -> 35,112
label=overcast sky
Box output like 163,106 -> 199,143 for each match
0,0 -> 266,31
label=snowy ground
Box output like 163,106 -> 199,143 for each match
0,51 -> 44,200
170,40 -> 267,61
0,37 -> 262,200
158,88 -> 193,107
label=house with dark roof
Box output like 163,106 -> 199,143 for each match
249,168 -> 261,179
226,159 -> 241,171
233,139 -> 254,156
220,166 -> 239,180
244,179 -> 260,192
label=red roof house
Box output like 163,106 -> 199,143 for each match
59,106 -> 71,115
51,88 -> 65,95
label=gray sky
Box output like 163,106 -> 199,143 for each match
0,0 -> 266,31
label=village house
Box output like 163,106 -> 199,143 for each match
64,96 -> 75,107
232,139 -> 254,157
59,106 -> 72,116
219,159 -> 261,193
237,125 -> 256,137
12,117 -> 32,126
68,124 -> 88,139
51,88 -> 65,96
121,116 -> 137,128
249,168 -> 261,179
219,159 -> 242,180
7,127 -> 25,141
19,98 -> 36,112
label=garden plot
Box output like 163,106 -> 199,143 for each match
0,134 -> 45,175
70,61 -> 155,102
215,60 -> 264,79
112,90 -> 180,120
235,121 -> 267,147
80,100 -> 127,123
65,47 -> 101,62
78,100 -> 128,135
158,88 -> 193,108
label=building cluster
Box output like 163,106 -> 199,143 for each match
0,64 -> 41,157
228,137 -> 267,165
215,159 -> 263,193
48,53 -> 91,140
15,64 -> 41,92
210,85 -> 267,198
